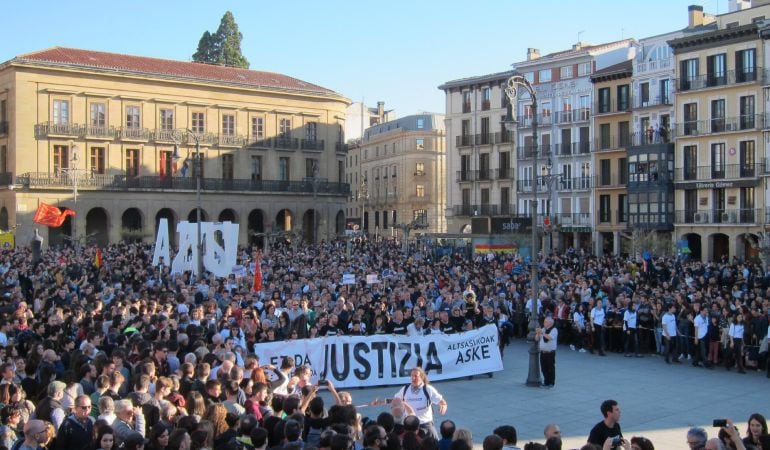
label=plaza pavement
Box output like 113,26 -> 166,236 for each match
322,339 -> 769,450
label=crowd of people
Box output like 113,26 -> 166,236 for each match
0,236 -> 765,450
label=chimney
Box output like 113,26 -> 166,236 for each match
377,101 -> 385,121
688,5 -> 705,28
526,48 -> 540,61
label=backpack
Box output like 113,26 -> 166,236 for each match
400,384 -> 432,409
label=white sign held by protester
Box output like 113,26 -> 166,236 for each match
342,273 -> 356,285
152,218 -> 170,267
366,273 -> 379,284
252,325 -> 503,388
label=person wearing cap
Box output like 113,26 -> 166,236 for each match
55,395 -> 93,450
33,380 -> 66,430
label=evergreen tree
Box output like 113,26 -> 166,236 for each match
192,11 -> 249,69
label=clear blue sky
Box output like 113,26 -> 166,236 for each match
2,0 -> 726,116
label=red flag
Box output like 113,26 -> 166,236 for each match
95,248 -> 103,269
160,152 -> 167,181
33,203 -> 75,228
253,258 -> 262,293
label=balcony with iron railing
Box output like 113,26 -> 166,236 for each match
629,212 -> 675,230
118,127 -> 150,141
495,168 -> 515,180
596,209 -> 630,226
675,208 -> 760,225
218,134 -> 247,147
515,114 -> 553,128
557,176 -> 593,191
455,169 -> 492,182
335,142 -> 349,153
628,130 -> 674,147
301,139 -> 325,151
452,204 -> 499,217
595,173 -> 628,188
674,163 -> 763,182
249,137 -> 272,148
500,204 -> 517,215
635,57 -> 673,74
673,114 -> 763,137
35,122 -> 82,138
632,95 -> 672,109
151,129 -> 179,142
516,145 -> 551,159
16,172 -> 350,195
594,100 -> 631,115
84,125 -> 115,139
555,141 -> 591,156
555,212 -> 593,227
554,108 -> 591,125
274,137 -> 299,150
676,68 -> 763,92
593,135 -> 633,152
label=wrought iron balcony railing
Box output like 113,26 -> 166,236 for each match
675,208 -> 760,225
674,163 -> 763,181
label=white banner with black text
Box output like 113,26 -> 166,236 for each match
253,325 -> 504,388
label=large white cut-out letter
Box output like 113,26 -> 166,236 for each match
152,218 -> 170,267
171,221 -> 197,275
202,221 -> 239,277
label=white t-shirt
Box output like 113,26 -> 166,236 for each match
623,310 -> 637,330
662,312 -> 677,337
590,307 -> 605,326
693,314 -> 709,339
395,384 -> 443,425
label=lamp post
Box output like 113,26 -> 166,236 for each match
358,177 -> 369,236
504,75 -> 542,387
176,130 -> 205,278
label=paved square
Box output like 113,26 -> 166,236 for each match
326,340 -> 769,450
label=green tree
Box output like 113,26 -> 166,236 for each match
192,11 -> 249,69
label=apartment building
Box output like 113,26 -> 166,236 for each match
345,101 -> 395,143
346,114 -> 445,235
0,47 -> 350,246
511,41 -> 636,252
669,3 -> 770,260
439,71 -> 516,234
590,60 -> 633,256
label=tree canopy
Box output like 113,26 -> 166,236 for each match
192,11 -> 249,69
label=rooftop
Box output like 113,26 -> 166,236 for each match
6,47 -> 344,98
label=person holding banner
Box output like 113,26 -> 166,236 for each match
394,367 -> 447,439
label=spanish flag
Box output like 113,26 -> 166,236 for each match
95,248 -> 103,269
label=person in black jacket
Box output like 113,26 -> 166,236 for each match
55,395 -> 93,450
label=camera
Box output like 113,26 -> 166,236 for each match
713,419 -> 728,428
317,379 -> 329,386
611,436 -> 624,446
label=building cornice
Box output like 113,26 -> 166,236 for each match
668,23 -> 758,54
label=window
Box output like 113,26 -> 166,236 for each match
218,153 -> 233,180
416,138 -> 425,150
462,91 -> 471,113
0,145 -> 5,173
618,121 -> 630,147
683,103 -> 698,135
600,123 -> 611,149
305,158 -> 318,178
0,100 -> 5,122
524,72 -> 534,83
90,147 -> 105,174
279,118 -> 292,138
562,97 -> 572,112
618,194 -> 627,222
415,162 -> 425,175
158,108 -> 173,131
617,85 -> 629,111
222,114 -> 235,136
417,117 -> 426,128
126,106 -> 140,129
683,145 -> 698,180
53,145 -> 69,175
640,82 -> 650,105
736,49 -> 757,82
305,122 -> 317,141
479,153 -> 490,180
481,88 -> 491,110
251,117 -> 265,140
711,99 -> 725,132
279,157 -> 290,181
416,185 -> 425,197
680,58 -> 699,90
499,151 -> 510,172
191,112 -> 205,134
659,79 -> 671,104
560,65 -> 573,79
740,140 -> 756,177
579,95 -> 590,120
711,143 -> 725,178
577,62 -> 591,76
90,103 -> 106,127
541,101 -> 551,119
740,96 -> 755,129
413,209 -> 427,221
251,155 -> 262,181
539,69 -> 552,83
706,54 -> 727,87
125,148 -> 139,177
619,158 -> 628,184
600,159 -> 611,186
53,100 -> 69,125
598,88 -> 610,113
599,195 -> 611,222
